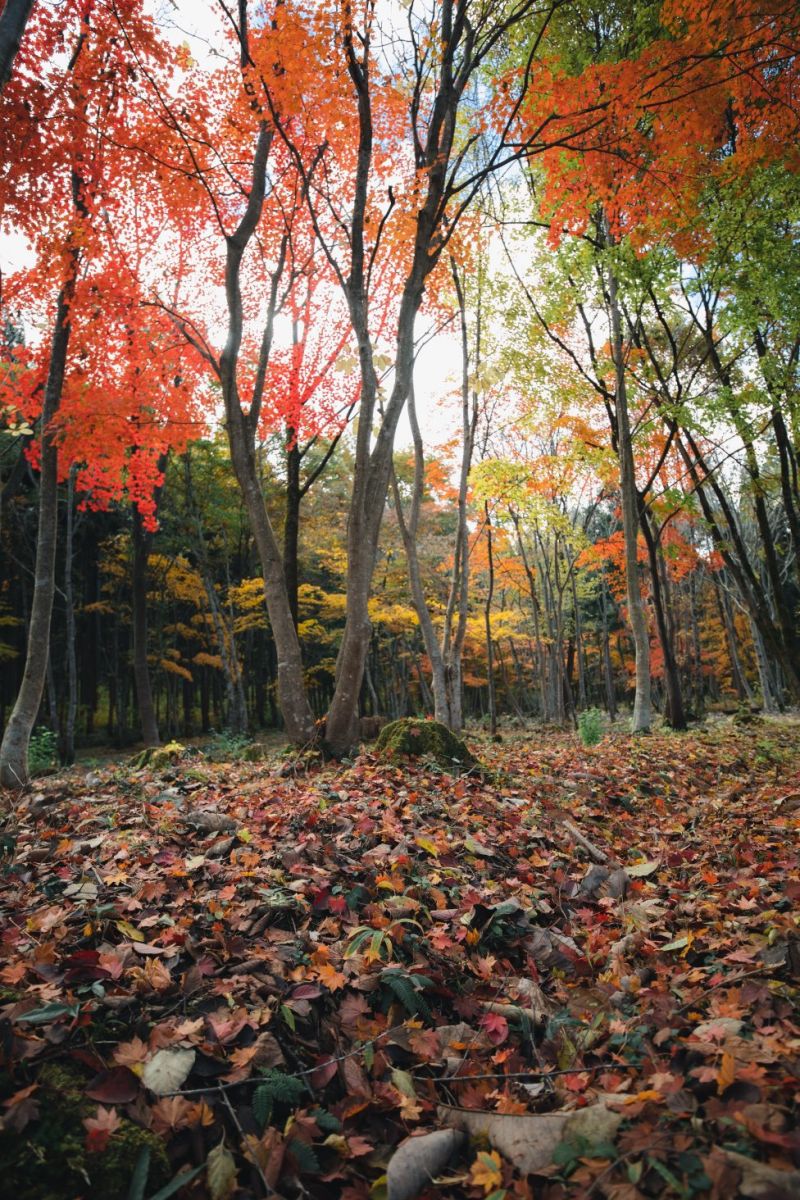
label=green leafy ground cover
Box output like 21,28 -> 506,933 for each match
0,720 -> 798,1199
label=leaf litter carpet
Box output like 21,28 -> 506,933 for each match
1,720 -> 799,1199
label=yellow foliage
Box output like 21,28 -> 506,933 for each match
159,659 -> 193,682
193,652 -> 223,670
297,619 -> 332,645
368,599 -> 419,631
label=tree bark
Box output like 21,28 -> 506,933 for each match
0,284 -> 73,788
284,431 -> 301,629
713,574 -> 752,702
484,502 -> 497,737
0,0 -> 35,91
606,249 -> 651,732
601,579 -> 617,721
639,506 -> 686,729
217,122 -> 315,745
63,464 -> 78,763
131,505 -> 160,747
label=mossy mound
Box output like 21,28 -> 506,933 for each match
242,742 -> 268,762
375,718 -> 477,771
128,740 -> 186,770
0,1064 -> 170,1200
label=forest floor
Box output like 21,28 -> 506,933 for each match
0,717 -> 799,1200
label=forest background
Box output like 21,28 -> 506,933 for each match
0,0 -> 799,778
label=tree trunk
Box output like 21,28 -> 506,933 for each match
216,122 -> 315,746
601,580 -> 617,721
606,250 -> 651,732
0,283 -> 73,789
63,464 -> 78,763
391,382 -> 452,725
713,575 -> 752,702
639,507 -> 686,729
484,502 -> 497,737
0,0 -> 35,91
750,618 -> 781,712
284,430 -> 301,629
325,276 -> 423,754
131,506 -> 160,747
675,426 -> 800,699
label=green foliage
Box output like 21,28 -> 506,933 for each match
553,1133 -> 618,1177
578,708 -> 604,747
287,1137 -> 320,1175
344,917 -> 423,963
252,1069 -> 306,1129
28,726 -> 57,774
205,729 -> 252,761
378,968 -> 434,1020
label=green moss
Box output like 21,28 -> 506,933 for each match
242,743 -> 267,762
0,1063 -> 170,1200
375,718 -> 477,772
129,741 -> 186,770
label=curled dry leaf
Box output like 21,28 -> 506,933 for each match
386,1129 -> 466,1200
437,1102 -> 623,1175
185,811 -> 236,833
711,1148 -> 800,1199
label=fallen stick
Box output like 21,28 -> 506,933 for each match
561,819 -> 608,865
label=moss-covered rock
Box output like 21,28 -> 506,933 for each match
128,741 -> 186,770
375,718 -> 477,771
242,742 -> 268,762
0,1063 -> 170,1200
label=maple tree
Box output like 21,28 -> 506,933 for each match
0,0 -> 203,785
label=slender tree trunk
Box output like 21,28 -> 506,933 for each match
284,430 -> 301,629
131,506 -> 159,747
326,277 -> 423,754
769,405 -> 800,588
713,575 -> 752,702
213,122 -> 315,746
391,382 -> 452,725
639,507 -> 686,729
184,452 -> 248,734
63,464 -> 78,763
675,426 -> 800,698
601,580 -> 617,721
484,502 -> 497,737
606,251 -> 651,731
0,284 -> 73,789
750,618 -> 781,712
0,0 -> 35,91
441,258 -> 479,733
570,570 -> 587,709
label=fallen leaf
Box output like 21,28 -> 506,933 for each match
142,1048 -> 196,1096
438,1102 -> 623,1174
207,1139 -> 237,1200
386,1129 -> 466,1200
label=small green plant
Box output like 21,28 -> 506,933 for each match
578,707 -> 604,747
252,1068 -> 306,1129
28,726 -> 58,774
344,917 -> 423,962
205,729 -> 251,761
